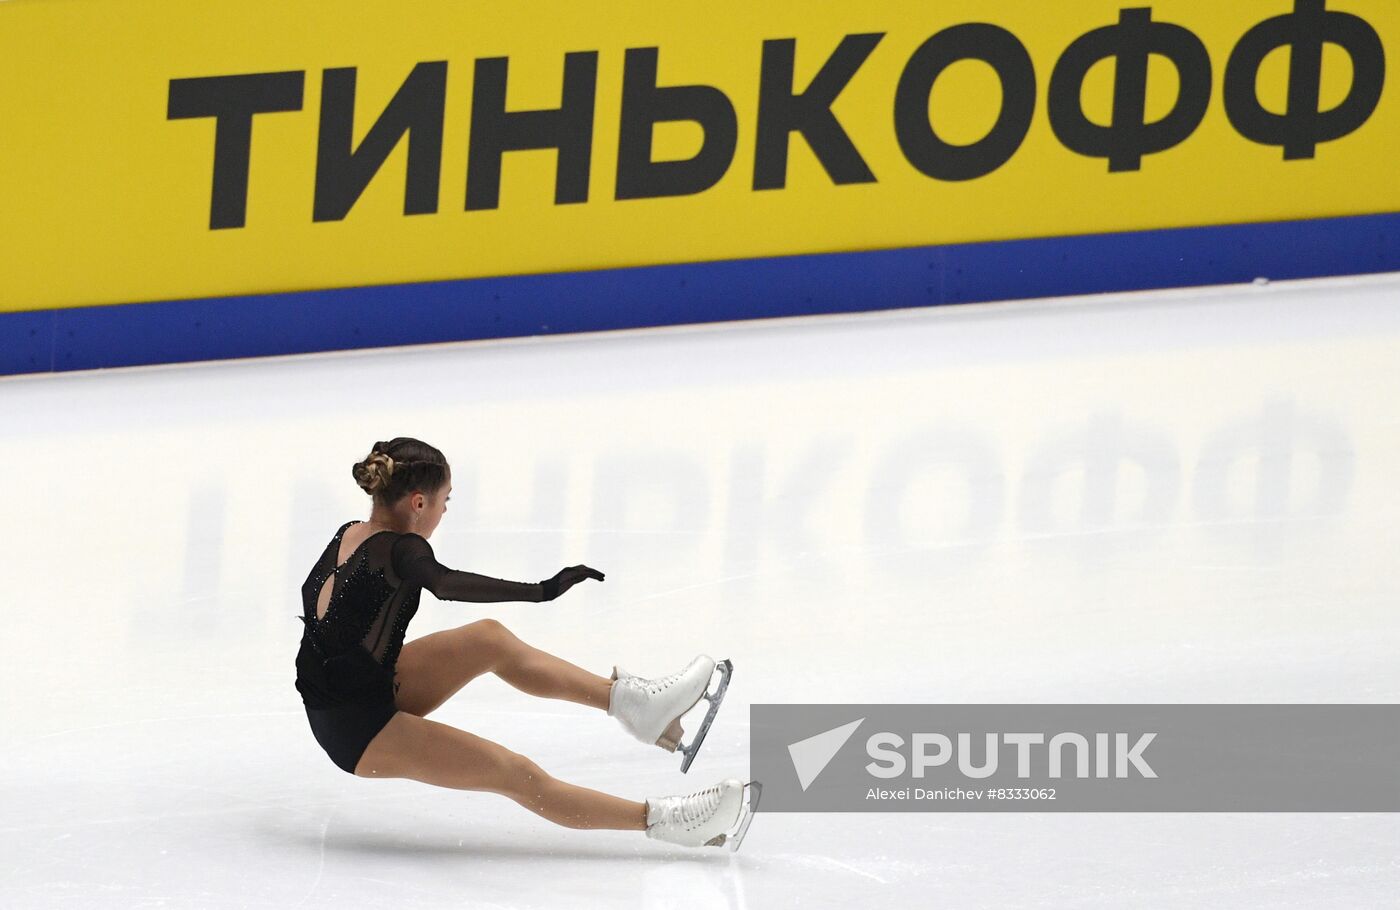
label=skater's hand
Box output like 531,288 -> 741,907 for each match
540,565 -> 604,601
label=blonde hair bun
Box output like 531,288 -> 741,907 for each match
349,437 -> 449,504
352,451 -> 396,496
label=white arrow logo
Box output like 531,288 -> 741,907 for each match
787,718 -> 865,791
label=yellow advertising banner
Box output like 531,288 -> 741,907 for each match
0,0 -> 1395,312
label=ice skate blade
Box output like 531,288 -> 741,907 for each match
726,781 -> 761,852
678,659 -> 732,773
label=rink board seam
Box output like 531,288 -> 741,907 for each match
2,211 -> 1398,375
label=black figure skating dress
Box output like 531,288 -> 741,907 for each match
296,520 -> 545,774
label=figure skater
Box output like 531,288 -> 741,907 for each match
294,437 -> 759,849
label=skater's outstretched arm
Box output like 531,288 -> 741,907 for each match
392,533 -> 543,602
391,533 -> 603,603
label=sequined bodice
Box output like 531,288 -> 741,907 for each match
293,521 -> 546,708
295,521 -> 421,707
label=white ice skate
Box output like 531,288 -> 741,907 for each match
608,655 -> 733,772
644,778 -> 761,851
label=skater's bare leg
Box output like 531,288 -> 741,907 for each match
395,618 -> 612,717
355,712 -> 647,831
491,626 -> 613,708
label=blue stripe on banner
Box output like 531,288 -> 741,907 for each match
3,211 -> 1399,375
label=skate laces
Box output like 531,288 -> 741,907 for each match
667,784 -> 722,831
633,663 -> 693,696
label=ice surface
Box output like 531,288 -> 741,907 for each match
2,273 -> 1398,907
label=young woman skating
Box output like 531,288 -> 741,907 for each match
294,437 -> 759,849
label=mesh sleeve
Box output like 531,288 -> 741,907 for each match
391,533 -> 544,603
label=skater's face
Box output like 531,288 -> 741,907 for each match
413,474 -> 451,538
